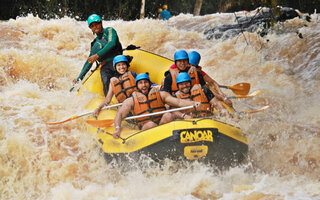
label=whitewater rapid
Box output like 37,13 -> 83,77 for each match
1,11 -> 320,200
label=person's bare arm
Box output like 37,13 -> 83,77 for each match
172,111 -> 192,119
204,75 -> 233,107
93,83 -> 114,118
209,97 -> 230,117
160,91 -> 199,107
204,75 -> 224,97
113,97 -> 134,139
88,54 -> 99,64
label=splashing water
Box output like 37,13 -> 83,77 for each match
1,11 -> 320,200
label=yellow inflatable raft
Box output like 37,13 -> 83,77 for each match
81,48 -> 248,166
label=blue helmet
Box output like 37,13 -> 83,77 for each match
176,72 -> 191,85
135,73 -> 150,85
87,14 -> 102,27
174,50 -> 189,62
188,51 -> 201,66
113,55 -> 129,68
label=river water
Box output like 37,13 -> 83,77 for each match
1,10 -> 320,200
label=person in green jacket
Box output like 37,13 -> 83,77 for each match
73,14 -> 123,95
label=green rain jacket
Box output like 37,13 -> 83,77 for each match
76,27 -> 123,81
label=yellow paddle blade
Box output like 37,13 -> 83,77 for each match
235,90 -> 262,98
46,115 -> 79,125
228,82 -> 250,95
86,119 -> 114,128
242,105 -> 269,114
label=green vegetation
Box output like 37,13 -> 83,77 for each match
1,0 -> 319,20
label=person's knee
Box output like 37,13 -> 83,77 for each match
160,113 -> 173,124
141,121 -> 157,130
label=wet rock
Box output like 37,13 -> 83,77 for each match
204,7 -> 301,40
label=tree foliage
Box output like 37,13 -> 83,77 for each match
1,0 -> 319,20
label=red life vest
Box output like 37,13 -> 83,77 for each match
111,71 -> 136,103
175,84 -> 211,117
132,86 -> 166,127
169,67 -> 200,94
196,65 -> 207,77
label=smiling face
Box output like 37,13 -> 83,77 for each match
89,22 -> 103,34
177,81 -> 191,94
137,79 -> 150,95
115,62 -> 128,75
176,59 -> 189,71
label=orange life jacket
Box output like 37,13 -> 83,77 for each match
111,71 -> 136,103
132,86 -> 166,127
169,67 -> 200,94
175,84 -> 211,117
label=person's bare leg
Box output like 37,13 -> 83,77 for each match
141,121 -> 158,130
159,113 -> 174,125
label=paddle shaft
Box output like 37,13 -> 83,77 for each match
226,90 -> 261,99
46,103 -> 122,125
81,103 -> 123,117
219,85 -> 228,89
238,105 -> 269,114
232,105 -> 269,116
124,105 -> 195,120
86,105 -> 269,128
219,83 -> 249,90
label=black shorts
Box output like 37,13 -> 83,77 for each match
100,60 -> 115,96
